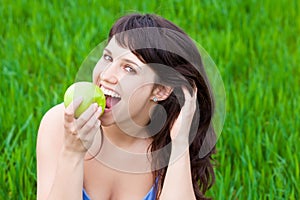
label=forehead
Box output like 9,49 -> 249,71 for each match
105,37 -> 143,64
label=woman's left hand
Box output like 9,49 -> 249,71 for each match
170,86 -> 197,143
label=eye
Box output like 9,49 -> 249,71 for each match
124,64 -> 136,73
103,54 -> 112,62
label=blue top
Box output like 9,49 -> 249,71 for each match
82,181 -> 157,200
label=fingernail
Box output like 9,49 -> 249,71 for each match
97,107 -> 102,113
92,103 -> 97,109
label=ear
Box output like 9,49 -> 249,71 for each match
151,84 -> 173,101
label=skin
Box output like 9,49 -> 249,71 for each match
36,37 -> 197,200
93,37 -> 158,135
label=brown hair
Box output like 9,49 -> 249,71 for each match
108,13 -> 216,200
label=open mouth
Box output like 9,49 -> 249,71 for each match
100,86 -> 121,110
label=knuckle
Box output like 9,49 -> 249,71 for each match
70,127 -> 77,133
64,112 -> 70,118
64,107 -> 74,115
76,134 -> 83,141
64,111 -> 74,120
64,123 -> 70,129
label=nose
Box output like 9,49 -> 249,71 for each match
100,63 -> 118,84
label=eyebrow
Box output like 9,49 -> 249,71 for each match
122,59 -> 142,70
104,48 -> 142,70
104,48 -> 112,54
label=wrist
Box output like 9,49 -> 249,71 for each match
61,146 -> 86,161
169,139 -> 189,163
171,137 -> 189,148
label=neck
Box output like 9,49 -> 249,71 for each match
102,124 -> 152,153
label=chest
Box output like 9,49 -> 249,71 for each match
83,158 -> 154,200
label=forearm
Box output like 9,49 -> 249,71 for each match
159,140 -> 196,200
46,148 -> 84,200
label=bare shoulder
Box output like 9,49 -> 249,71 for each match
38,103 -> 64,136
37,103 -> 65,154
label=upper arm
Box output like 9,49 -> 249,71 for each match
36,103 -> 65,200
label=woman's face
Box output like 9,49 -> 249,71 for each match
93,37 -> 157,129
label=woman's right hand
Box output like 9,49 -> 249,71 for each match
63,97 -> 102,156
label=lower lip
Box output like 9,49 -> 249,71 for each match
104,107 -> 112,113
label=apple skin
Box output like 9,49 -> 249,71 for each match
64,82 -> 106,118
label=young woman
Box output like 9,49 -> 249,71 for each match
37,13 -> 216,200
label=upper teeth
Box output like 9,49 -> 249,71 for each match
101,86 -> 121,98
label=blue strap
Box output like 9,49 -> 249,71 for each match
82,188 -> 91,200
83,178 -> 157,200
142,184 -> 156,200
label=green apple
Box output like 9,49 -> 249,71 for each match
64,82 -> 106,118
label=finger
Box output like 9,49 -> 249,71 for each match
88,122 -> 101,140
79,122 -> 101,149
76,103 -> 99,128
181,86 -> 197,113
181,86 -> 192,99
182,86 -> 197,99
64,97 -> 83,122
192,87 -> 197,99
79,108 -> 102,134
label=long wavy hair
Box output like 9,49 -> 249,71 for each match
108,13 -> 216,200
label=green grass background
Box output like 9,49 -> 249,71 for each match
1,0 -> 299,199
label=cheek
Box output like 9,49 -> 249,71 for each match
92,63 -> 100,83
120,73 -> 155,108
92,60 -> 106,83
128,85 -> 153,110
92,69 -> 98,83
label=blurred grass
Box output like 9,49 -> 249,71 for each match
0,0 -> 299,199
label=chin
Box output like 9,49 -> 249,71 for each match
99,114 -> 116,127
